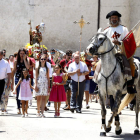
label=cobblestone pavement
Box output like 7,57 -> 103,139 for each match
0,97 -> 140,140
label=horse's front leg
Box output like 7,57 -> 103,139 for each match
106,90 -> 122,135
98,91 -> 107,136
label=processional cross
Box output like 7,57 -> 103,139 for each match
73,15 -> 90,94
74,15 -> 90,52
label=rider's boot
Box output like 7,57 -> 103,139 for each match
127,57 -> 138,94
127,76 -> 137,94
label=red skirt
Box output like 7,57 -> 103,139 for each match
49,85 -> 66,102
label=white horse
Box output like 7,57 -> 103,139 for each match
86,29 -> 140,136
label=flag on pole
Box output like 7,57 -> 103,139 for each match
122,21 -> 140,59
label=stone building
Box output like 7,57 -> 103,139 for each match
0,0 -> 140,56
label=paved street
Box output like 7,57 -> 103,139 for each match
0,97 -> 140,140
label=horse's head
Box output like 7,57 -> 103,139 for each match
86,28 -> 109,56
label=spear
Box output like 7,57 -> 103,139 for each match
74,15 -> 90,95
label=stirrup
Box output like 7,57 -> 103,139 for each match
127,86 -> 137,94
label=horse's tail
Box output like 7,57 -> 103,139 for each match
118,94 -> 135,114
135,58 -> 140,104
118,58 -> 140,114
136,59 -> 140,107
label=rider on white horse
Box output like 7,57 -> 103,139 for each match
104,11 -> 137,94
86,11 -> 140,136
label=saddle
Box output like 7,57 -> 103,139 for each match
115,53 -> 138,93
115,53 -> 138,78
115,53 -> 132,79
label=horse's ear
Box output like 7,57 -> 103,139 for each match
97,28 -> 102,33
104,30 -> 108,35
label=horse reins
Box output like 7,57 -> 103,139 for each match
92,33 -> 117,97
101,59 -> 118,98
95,45 -> 115,56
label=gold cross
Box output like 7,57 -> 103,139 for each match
74,15 -> 90,29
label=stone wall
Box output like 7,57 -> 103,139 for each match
0,0 -> 139,56
129,0 -> 140,56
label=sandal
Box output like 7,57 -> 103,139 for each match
58,110 -> 60,117
44,106 -> 49,111
36,113 -> 41,117
42,114 -> 45,118
63,106 -> 70,110
17,109 -> 21,114
54,112 -> 57,117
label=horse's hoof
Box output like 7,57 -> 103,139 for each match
134,129 -> 139,135
115,128 -> 122,135
106,127 -> 111,133
100,132 -> 106,136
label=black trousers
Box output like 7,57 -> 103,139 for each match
0,79 -> 5,101
70,80 -> 85,109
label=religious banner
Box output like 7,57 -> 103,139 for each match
122,21 -> 140,59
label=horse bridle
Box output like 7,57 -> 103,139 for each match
91,33 -> 115,55
91,33 -> 117,98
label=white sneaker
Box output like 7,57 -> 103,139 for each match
22,114 -> 25,118
1,111 -> 4,115
86,105 -> 90,109
36,113 -> 41,117
25,113 -> 28,117
5,111 -> 8,115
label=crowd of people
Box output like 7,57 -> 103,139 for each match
0,10 -> 138,118
0,48 -> 100,118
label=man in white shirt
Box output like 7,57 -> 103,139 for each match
68,54 -> 89,113
0,51 -> 11,104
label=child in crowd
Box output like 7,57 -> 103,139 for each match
14,68 -> 34,117
89,62 -> 98,103
49,64 -> 66,117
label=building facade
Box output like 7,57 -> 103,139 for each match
0,0 -> 140,56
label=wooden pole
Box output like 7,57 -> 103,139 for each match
97,0 -> 101,30
74,16 -> 90,95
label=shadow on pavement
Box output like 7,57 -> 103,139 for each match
0,113 -> 75,119
23,117 -> 75,119
0,131 -> 6,133
0,114 -> 22,117
7,106 -> 15,108
120,113 -> 135,116
109,133 -> 140,140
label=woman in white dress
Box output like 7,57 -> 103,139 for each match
35,54 -> 50,117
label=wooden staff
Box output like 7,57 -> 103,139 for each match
28,20 -> 33,45
73,15 -> 90,95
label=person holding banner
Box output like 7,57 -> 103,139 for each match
68,54 -> 89,113
101,10 -> 139,112
104,10 -> 137,94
